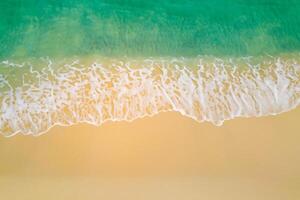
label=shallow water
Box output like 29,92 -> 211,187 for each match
0,1 -> 300,136
0,56 -> 299,136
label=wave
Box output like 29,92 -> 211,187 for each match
0,56 -> 299,136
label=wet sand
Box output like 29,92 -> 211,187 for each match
0,108 -> 300,199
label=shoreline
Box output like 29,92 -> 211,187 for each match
1,102 -> 300,199
1,106 -> 300,176
1,54 -> 299,136
3,103 -> 300,137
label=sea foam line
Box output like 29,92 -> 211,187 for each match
0,56 -> 299,136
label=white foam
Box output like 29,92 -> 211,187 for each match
0,56 -> 299,136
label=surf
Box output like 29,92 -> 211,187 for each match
0,55 -> 299,136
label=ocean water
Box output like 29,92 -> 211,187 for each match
0,0 -> 300,136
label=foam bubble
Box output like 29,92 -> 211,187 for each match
0,56 -> 299,136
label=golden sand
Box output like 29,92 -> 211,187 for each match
0,107 -> 300,199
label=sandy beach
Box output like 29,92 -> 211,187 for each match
1,1 -> 300,199
0,107 -> 300,199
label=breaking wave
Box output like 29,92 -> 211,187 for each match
0,56 -> 299,136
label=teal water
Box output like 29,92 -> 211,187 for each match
1,0 -> 300,59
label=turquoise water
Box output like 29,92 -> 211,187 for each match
0,0 -> 300,136
1,0 -> 300,58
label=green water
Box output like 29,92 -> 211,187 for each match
1,0 -> 300,59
